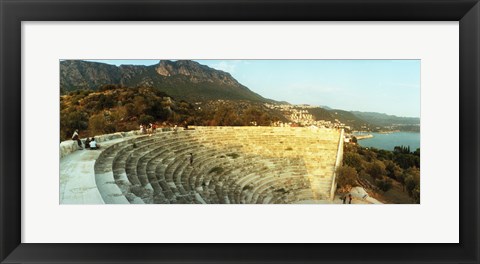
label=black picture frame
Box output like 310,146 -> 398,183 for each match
1,0 -> 479,263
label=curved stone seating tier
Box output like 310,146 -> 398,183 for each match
92,127 -> 342,204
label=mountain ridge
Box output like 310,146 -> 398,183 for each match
351,111 -> 420,126
60,60 -> 273,103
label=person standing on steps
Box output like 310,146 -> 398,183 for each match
189,153 -> 193,166
148,123 -> 154,136
152,123 -> 157,134
72,129 -> 83,150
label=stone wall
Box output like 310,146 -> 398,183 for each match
330,129 -> 344,200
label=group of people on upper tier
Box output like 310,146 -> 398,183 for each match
71,129 -> 99,150
139,123 -> 158,136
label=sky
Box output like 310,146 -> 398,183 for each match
86,59 -> 420,118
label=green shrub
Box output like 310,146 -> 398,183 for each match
365,160 -> 386,179
336,165 -> 358,188
375,177 -> 393,192
138,114 -> 154,125
344,152 -> 364,172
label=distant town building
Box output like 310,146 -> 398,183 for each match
264,103 -> 347,129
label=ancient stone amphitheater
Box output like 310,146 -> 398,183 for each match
60,127 -> 344,204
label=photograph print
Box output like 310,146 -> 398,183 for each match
60,59 -> 420,204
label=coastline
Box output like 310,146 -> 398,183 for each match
353,131 -> 421,151
355,134 -> 373,140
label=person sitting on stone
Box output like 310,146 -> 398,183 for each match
71,129 -> 83,150
85,137 -> 91,149
89,137 -> 99,150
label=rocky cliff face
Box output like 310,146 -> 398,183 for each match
60,60 -> 122,92
60,60 -> 269,103
155,60 -> 240,86
118,64 -> 150,83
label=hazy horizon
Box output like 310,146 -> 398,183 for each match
84,59 -> 421,118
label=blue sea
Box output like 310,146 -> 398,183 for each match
353,132 -> 420,151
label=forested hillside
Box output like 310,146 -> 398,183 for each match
60,85 -> 286,140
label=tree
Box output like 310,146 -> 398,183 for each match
396,172 -> 406,191
358,148 -> 377,162
413,148 -> 420,157
96,94 -> 115,110
385,160 -> 403,180
147,103 -> 170,120
405,176 -> 417,196
336,165 -> 358,188
375,177 -> 393,192
365,160 -> 386,179
411,186 -> 420,203
60,110 -> 88,140
403,167 -> 420,202
394,145 -> 410,154
394,153 -> 419,169
375,149 -> 394,160
138,114 -> 154,125
88,113 -> 107,135
124,103 -> 137,117
343,152 -> 364,172
133,96 -> 147,115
